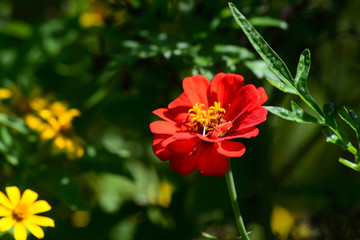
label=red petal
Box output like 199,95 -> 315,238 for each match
150,121 -> 179,134
168,93 -> 192,109
224,127 -> 259,139
196,143 -> 229,177
162,136 -> 200,154
225,84 -> 259,122
209,73 -> 244,110
216,141 -> 245,158
248,87 -> 268,111
182,75 -> 210,107
172,132 -> 197,140
153,108 -> 176,122
152,134 -> 173,161
232,106 -> 268,131
169,152 -> 198,175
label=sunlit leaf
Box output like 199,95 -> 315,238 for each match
249,16 -> 288,30
266,78 -> 297,94
338,107 -> 360,142
339,157 -> 360,171
228,3 -> 294,88
0,114 -> 29,134
265,103 -> 319,124
294,49 -> 323,116
290,102 -> 319,123
322,129 -> 347,150
201,232 -> 221,240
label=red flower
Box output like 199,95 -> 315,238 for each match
150,73 -> 268,177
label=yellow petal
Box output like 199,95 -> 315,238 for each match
0,191 -> 13,209
58,109 -> 80,126
40,127 -> 57,141
29,97 -> 48,111
0,216 -> 15,231
158,181 -> 174,208
79,12 -> 104,27
54,135 -> 66,150
65,139 -> 76,159
28,215 -> 54,227
24,115 -> 44,132
6,186 -> 20,206
24,221 -> 44,239
29,200 -> 51,214
0,88 -> 12,99
0,206 -> 11,216
76,146 -> 85,159
49,101 -> 67,116
271,205 -> 294,239
38,109 -> 53,121
20,190 -> 38,206
14,223 -> 27,240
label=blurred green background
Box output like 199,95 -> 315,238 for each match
1,0 -> 360,239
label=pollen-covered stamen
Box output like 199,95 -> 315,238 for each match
187,101 -> 229,136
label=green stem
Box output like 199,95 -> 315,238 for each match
225,160 -> 250,240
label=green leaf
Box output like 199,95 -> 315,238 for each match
249,16 -> 288,30
266,78 -> 297,94
290,102 -> 320,123
338,107 -> 360,142
323,103 -> 337,129
201,232 -> 220,240
0,114 -> 29,134
322,104 -> 351,148
339,158 -> 360,171
228,3 -> 294,88
265,103 -> 319,124
294,49 -> 323,116
322,129 -> 347,150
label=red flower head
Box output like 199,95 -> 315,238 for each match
150,73 -> 268,177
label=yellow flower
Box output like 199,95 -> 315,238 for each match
79,12 -> 104,27
147,180 -> 175,208
26,101 -> 85,159
270,205 -> 295,239
0,186 -> 55,240
0,88 -> 12,99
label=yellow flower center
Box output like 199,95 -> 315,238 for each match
60,122 -> 74,136
188,101 -> 227,135
12,204 -> 29,222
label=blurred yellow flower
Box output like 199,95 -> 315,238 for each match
71,210 -> 91,228
148,180 -> 174,208
0,186 -> 55,240
25,101 -> 85,159
271,204 -> 295,239
0,88 -> 12,99
79,12 -> 104,27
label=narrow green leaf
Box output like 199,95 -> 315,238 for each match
322,129 -> 347,150
339,107 -> 360,142
249,16 -> 288,30
339,158 -> 360,171
294,49 -> 310,87
294,49 -> 323,116
0,114 -> 29,134
201,232 -> 221,240
266,78 -> 297,94
323,103 -> 336,129
228,3 -> 294,87
290,102 -> 320,123
266,105 -> 318,124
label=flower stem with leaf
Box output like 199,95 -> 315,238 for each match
228,2 -> 360,172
